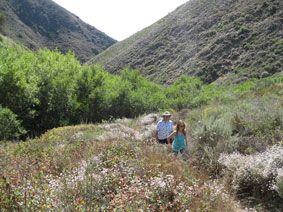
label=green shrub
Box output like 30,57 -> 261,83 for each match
0,13 -> 4,31
233,81 -> 256,94
191,106 -> 240,173
195,106 -> 234,142
238,26 -> 250,34
165,75 -> 203,110
0,105 -> 26,140
190,81 -> 283,171
276,177 -> 283,198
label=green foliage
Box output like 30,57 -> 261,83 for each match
0,44 -> 82,135
106,69 -> 167,118
0,39 -> 282,140
233,81 -> 256,94
188,77 -> 283,177
195,110 -> 235,147
0,13 -> 4,31
0,46 -> 39,133
191,106 -> 240,173
0,43 -> 168,137
166,75 -> 203,110
0,105 -> 26,140
277,179 -> 283,198
73,65 -> 106,123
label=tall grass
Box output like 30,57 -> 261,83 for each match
187,79 -> 283,210
0,123 -> 241,211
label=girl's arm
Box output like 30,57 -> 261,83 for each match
167,131 -> 176,144
185,130 -> 189,149
185,136 -> 188,147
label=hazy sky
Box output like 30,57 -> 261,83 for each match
52,0 -> 188,41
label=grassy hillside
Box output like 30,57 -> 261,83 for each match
89,0 -> 283,84
0,0 -> 116,62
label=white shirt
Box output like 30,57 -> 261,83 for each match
156,120 -> 173,140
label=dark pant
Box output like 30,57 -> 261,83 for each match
158,139 -> 168,144
174,148 -> 187,161
158,138 -> 173,144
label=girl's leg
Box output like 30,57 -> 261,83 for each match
173,151 -> 178,157
180,148 -> 187,161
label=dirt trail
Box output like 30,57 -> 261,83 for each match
92,113 -> 159,144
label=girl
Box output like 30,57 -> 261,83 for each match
167,120 -> 188,161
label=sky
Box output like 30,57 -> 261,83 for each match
52,0 -> 188,41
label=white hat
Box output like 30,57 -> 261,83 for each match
162,111 -> 171,116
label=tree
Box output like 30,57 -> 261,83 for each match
0,105 -> 26,141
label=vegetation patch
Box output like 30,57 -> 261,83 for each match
0,123 -> 241,211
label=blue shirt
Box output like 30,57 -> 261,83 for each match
156,120 -> 173,140
173,132 -> 186,151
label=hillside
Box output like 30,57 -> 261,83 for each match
0,0 -> 116,62
89,0 -> 283,84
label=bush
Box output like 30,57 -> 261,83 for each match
190,85 -> 283,171
219,145 -> 283,200
275,169 -> 283,198
191,106 -> 240,173
0,105 -> 26,140
0,13 -> 4,31
232,97 -> 283,137
165,75 -> 203,110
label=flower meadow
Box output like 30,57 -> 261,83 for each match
0,121 -> 242,212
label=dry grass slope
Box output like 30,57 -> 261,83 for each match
90,0 -> 283,85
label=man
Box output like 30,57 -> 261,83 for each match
156,111 -> 173,144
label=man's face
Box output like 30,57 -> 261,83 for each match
163,116 -> 170,121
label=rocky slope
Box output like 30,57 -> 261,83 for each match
0,0 -> 116,62
89,0 -> 282,84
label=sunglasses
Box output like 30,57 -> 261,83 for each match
179,125 -> 185,127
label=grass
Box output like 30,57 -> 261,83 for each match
1,74 -> 282,211
186,79 -> 283,211
0,122 -> 242,211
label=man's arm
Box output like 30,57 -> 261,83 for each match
155,121 -> 160,142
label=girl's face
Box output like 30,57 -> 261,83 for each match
177,121 -> 185,131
